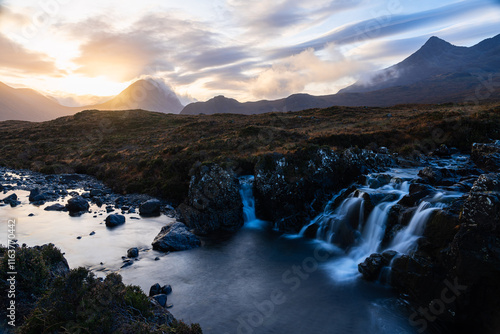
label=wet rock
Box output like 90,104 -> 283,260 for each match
44,203 -> 66,211
398,183 -> 435,207
105,214 -> 126,227
358,252 -> 396,281
152,294 -> 168,307
127,247 -> 139,258
149,283 -> 161,296
106,205 -> 114,213
29,188 -> 47,202
2,193 -> 20,207
254,148 -> 395,233
66,196 -> 89,214
471,142 -> 500,171
431,144 -> 451,157
161,285 -> 172,295
275,212 -> 310,234
28,213 -> 35,217
152,222 -> 201,252
139,199 -> 161,217
302,222 -> 319,239
178,163 -> 243,234
460,173 -> 500,227
90,189 -> 104,197
60,174 -> 85,184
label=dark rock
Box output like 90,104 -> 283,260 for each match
127,247 -> 139,258
105,214 -> 126,227
106,205 -> 114,213
2,193 -> 20,207
358,253 -> 394,281
178,163 -> 243,234
66,196 -> 89,214
150,283 -> 161,296
90,189 -> 104,197
398,183 -> 435,207
152,222 -> 201,252
152,294 -> 168,307
471,142 -> 500,171
161,285 -> 172,295
431,144 -> 451,157
154,257 -> 160,261
28,213 -> 35,217
139,199 -> 161,217
275,212 -> 310,234
254,148 -> 395,233
302,222 -> 319,239
89,231 -> 95,236
60,174 -> 85,184
121,261 -> 133,268
44,203 -> 66,211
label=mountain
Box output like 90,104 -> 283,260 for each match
0,82 -> 78,122
181,34 -> 500,115
0,79 -> 184,122
90,79 -> 184,114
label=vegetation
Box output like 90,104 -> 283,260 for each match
0,245 -> 202,333
0,103 -> 499,204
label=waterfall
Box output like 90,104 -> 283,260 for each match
239,175 -> 256,223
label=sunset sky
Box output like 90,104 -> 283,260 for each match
1,0 -> 499,106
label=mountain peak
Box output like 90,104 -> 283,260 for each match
421,36 -> 454,51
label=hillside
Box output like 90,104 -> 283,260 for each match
0,102 -> 499,204
0,82 -> 78,121
181,34 -> 500,115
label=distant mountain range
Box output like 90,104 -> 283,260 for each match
1,34 -> 499,121
181,34 -> 500,115
0,79 -> 184,122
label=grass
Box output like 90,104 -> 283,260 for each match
0,103 -> 499,204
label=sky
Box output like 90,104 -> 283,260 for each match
0,0 -> 499,106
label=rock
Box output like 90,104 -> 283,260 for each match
89,231 -> 95,236
152,294 -> 168,307
44,203 -> 66,211
150,283 -> 161,296
28,213 -> 35,217
154,257 -> 160,261
106,205 -> 114,213
127,247 -> 139,258
358,253 -> 396,281
161,285 -> 172,295
302,222 -> 319,239
105,214 -> 126,227
152,222 -> 201,252
460,173 -> 500,228
178,163 -> 243,234
90,189 -> 104,197
29,188 -> 45,202
60,174 -> 85,184
398,183 -> 435,207
139,199 -> 161,217
471,142 -> 500,171
431,144 -> 451,157
66,196 -> 89,214
2,193 -> 20,207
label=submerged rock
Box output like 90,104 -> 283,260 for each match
44,203 -> 66,211
152,222 -> 201,252
127,247 -> 139,258
105,214 -> 126,227
178,163 -> 243,234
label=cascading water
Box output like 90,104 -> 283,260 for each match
239,175 -> 256,223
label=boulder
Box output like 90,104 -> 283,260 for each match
471,142 -> 500,171
152,294 -> 168,307
358,251 -> 398,281
398,183 -> 435,207
105,214 -> 126,227
44,203 -> 66,211
431,144 -> 451,157
2,193 -> 20,207
66,196 -> 89,214
152,222 -> 201,252
149,283 -> 161,296
139,199 -> 161,217
127,247 -> 139,258
178,163 -> 243,234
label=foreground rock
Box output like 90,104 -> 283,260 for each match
178,163 -> 243,234
139,199 -> 161,217
105,214 -> 126,227
66,196 -> 89,215
152,222 -> 201,252
358,251 -> 398,281
471,141 -> 500,171
2,193 -> 20,207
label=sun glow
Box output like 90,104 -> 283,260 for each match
45,76 -> 130,97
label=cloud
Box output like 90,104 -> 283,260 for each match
269,0 -> 496,59
0,32 -> 61,75
250,46 -> 371,99
226,0 -> 364,41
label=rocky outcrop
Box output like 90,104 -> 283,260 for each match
152,222 -> 201,252
254,147 -> 395,233
178,163 -> 243,234
471,141 -> 500,171
358,251 -> 397,281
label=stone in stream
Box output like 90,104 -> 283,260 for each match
152,294 -> 168,307
358,251 -> 398,281
44,203 -> 66,211
66,196 -> 90,215
139,199 -> 161,217
2,193 -> 20,207
127,247 -> 139,258
152,222 -> 200,252
29,188 -> 48,202
105,214 -> 126,227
